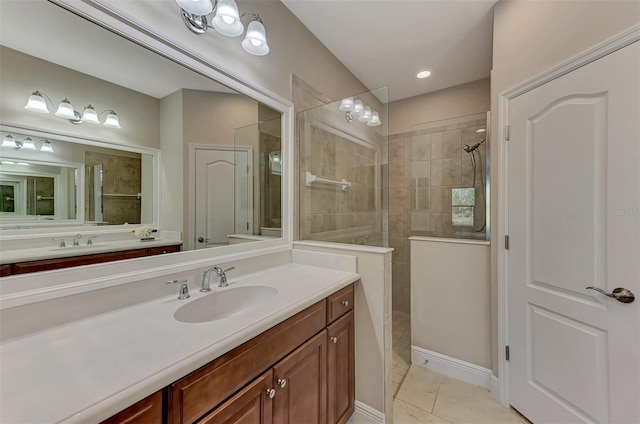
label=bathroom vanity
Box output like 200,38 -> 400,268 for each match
0,254 -> 359,424
106,284 -> 355,424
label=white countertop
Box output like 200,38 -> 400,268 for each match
0,238 -> 182,264
0,262 -> 359,423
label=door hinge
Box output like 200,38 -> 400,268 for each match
505,235 -> 510,250
505,125 -> 510,141
506,345 -> 510,361
246,222 -> 249,230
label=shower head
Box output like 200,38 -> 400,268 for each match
463,138 -> 486,153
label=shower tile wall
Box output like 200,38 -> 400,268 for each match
389,113 -> 487,314
85,151 -> 142,225
299,125 -> 384,244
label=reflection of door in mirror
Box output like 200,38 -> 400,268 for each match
194,146 -> 252,248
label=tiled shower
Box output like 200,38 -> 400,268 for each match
389,112 -> 489,314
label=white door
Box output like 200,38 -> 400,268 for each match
194,147 -> 252,248
507,42 -> 639,423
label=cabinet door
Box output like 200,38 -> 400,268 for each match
199,370 -> 273,424
101,391 -> 162,424
272,331 -> 327,424
327,310 -> 355,424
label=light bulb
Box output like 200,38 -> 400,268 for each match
25,91 -> 49,113
55,98 -> 77,120
358,106 -> 372,122
104,111 -> 121,129
40,140 -> 54,153
339,97 -> 354,112
212,0 -> 244,37
351,100 -> 364,118
1,134 -> 18,148
242,19 -> 269,55
81,105 -> 101,124
22,138 -> 36,150
175,0 -> 213,15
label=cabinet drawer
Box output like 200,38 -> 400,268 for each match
327,284 -> 354,324
147,245 -> 181,256
169,300 -> 326,424
101,391 -> 162,424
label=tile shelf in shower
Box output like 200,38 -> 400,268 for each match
304,171 -> 352,191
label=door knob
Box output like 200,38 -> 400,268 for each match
586,286 -> 635,303
197,237 -> 209,243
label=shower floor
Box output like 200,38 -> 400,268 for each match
392,310 -> 411,397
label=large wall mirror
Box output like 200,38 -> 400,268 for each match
0,0 -> 286,272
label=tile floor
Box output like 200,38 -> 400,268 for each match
391,310 -> 528,424
392,310 -> 412,396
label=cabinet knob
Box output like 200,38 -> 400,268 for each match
266,388 -> 275,399
342,300 -> 349,307
330,336 -> 338,344
278,378 -> 287,388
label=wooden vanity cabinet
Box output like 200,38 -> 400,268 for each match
101,391 -> 163,424
272,330 -> 327,424
8,244 -> 181,275
327,311 -> 355,424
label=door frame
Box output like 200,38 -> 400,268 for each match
188,143 -> 253,251
496,25 -> 640,406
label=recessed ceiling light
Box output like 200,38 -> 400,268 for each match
416,69 -> 432,79
476,128 -> 487,133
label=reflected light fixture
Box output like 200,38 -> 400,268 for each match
339,98 -> 381,127
24,91 -> 121,129
476,128 -> 486,133
177,0 -> 269,56
0,134 -> 54,152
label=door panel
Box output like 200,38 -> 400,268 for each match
508,42 -> 639,423
194,148 -> 251,248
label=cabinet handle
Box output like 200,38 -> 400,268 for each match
266,388 -> 275,399
342,300 -> 349,307
278,378 -> 287,388
330,336 -> 338,344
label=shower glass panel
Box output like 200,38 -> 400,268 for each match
410,112 -> 490,240
298,86 -> 389,246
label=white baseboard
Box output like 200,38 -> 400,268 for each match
411,346 -> 499,399
351,401 -> 385,424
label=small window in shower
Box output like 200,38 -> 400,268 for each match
452,188 -> 475,226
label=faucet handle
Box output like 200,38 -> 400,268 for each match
86,235 -> 98,245
52,238 -> 66,248
224,266 -> 235,273
166,279 -> 190,300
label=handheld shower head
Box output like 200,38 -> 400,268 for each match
463,138 -> 486,153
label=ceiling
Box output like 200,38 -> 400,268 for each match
0,1 -> 234,99
282,0 -> 497,102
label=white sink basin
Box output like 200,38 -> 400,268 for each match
174,285 -> 279,323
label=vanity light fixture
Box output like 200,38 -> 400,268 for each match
476,128 -> 486,133
24,91 -> 121,129
177,0 -> 270,56
1,134 -> 54,152
338,97 -> 382,127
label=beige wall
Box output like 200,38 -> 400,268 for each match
411,239 -> 492,369
103,0 -> 367,102
159,90 -> 184,232
489,0 -> 640,376
0,46 -> 160,149
389,79 -> 490,135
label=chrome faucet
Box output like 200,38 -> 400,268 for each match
201,268 -> 217,292
167,279 -> 190,300
73,234 -> 82,246
202,266 -> 235,291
